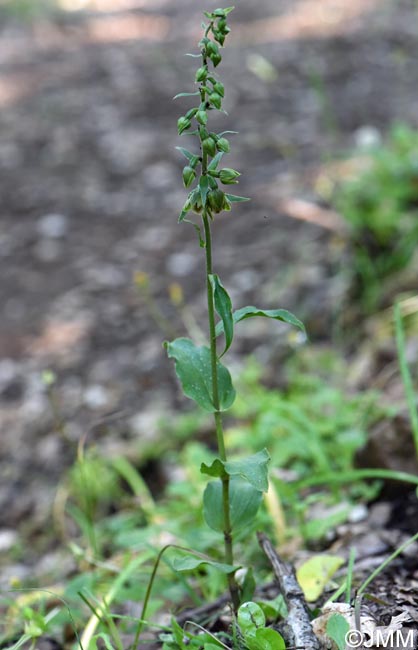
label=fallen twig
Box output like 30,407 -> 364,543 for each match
257,532 -> 321,650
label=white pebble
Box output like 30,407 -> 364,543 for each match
37,213 -> 69,239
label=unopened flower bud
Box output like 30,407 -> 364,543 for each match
182,166 -> 196,188
208,189 -> 225,213
189,189 -> 202,214
216,137 -> 230,153
219,168 -> 240,184
213,8 -> 226,17
206,41 -> 218,56
196,110 -> 208,125
203,137 -> 216,157
177,116 -> 191,135
214,82 -> 225,97
217,17 -> 227,31
210,52 -> 222,67
186,107 -> 198,120
210,92 -> 222,110
195,66 -> 207,82
213,31 -> 225,46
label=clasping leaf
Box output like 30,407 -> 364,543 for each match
165,338 -> 235,412
209,274 -> 233,356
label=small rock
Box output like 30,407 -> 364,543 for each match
348,503 -> 368,523
83,384 -> 110,410
142,162 -> 176,189
166,252 -> 197,277
0,529 -> 18,552
354,125 -> 381,149
37,213 -> 69,239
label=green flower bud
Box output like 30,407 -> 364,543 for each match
196,110 -> 208,125
214,81 -> 225,97
223,196 -> 232,211
208,189 -> 225,213
195,66 -> 207,82
202,137 -> 217,157
210,51 -> 222,67
177,116 -> 191,135
213,8 -> 226,17
213,30 -> 225,46
216,137 -> 230,153
182,166 -> 196,188
191,194 -> 203,214
209,92 -> 222,110
185,107 -> 198,120
217,17 -> 227,31
219,168 -> 240,184
206,41 -> 218,56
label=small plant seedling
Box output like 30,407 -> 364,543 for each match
165,6 -> 305,610
237,601 -> 286,650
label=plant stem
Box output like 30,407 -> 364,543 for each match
202,211 -> 240,611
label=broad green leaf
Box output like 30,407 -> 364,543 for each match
199,175 -> 210,206
208,152 -> 224,171
203,478 -> 262,532
326,614 -> 350,650
200,458 -> 227,479
201,450 -> 269,492
252,628 -> 286,650
238,601 -> 265,636
225,193 -> 250,203
296,555 -> 344,602
165,338 -> 235,412
225,449 -> 270,492
216,306 -> 306,338
209,274 -> 233,356
171,555 -> 238,574
173,91 -> 201,100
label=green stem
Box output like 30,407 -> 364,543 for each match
202,212 -> 239,611
197,23 -> 239,612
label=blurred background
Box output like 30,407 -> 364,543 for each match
0,0 -> 418,592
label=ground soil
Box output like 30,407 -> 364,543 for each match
0,0 -> 418,641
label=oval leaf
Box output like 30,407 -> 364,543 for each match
165,338 -> 235,412
326,614 -> 350,650
224,449 -> 270,492
203,478 -> 263,532
238,602 -> 265,636
296,555 -> 344,602
209,274 -> 233,356
254,628 -> 286,650
216,306 -> 306,338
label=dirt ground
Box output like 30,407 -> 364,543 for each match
0,0 -> 418,608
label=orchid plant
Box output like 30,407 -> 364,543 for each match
165,6 -> 305,610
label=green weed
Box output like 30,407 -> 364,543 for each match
332,124 -> 418,311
